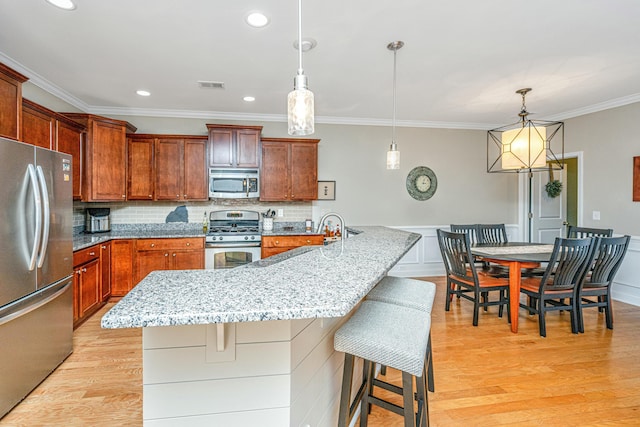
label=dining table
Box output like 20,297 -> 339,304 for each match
471,242 -> 555,333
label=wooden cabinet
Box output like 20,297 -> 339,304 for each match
261,234 -> 324,259
260,137 -> 319,201
135,237 -> 204,284
100,242 -> 111,301
206,124 -> 262,168
0,62 -> 28,141
21,99 -> 55,149
73,245 -> 102,327
110,239 -> 135,297
21,99 -> 86,199
127,136 -> 155,200
127,134 -> 208,201
63,113 -> 137,202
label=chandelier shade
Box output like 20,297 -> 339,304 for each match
487,89 -> 564,173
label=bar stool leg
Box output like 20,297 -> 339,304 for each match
338,353 -> 355,427
426,334 -> 434,392
402,371 -> 416,427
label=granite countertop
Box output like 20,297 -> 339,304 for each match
101,226 -> 421,329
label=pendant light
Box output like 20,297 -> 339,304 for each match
386,41 -> 404,170
287,0 -> 314,136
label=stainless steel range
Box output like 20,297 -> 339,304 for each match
205,210 -> 262,269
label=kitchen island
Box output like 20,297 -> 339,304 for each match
101,226 -> 421,426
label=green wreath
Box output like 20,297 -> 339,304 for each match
545,180 -> 562,198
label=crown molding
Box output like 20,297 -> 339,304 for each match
546,93 -> 640,121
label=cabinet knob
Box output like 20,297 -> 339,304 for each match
122,195 -> 126,198
184,194 -> 187,198
151,243 -> 155,247
275,240 -> 279,245
76,270 -> 82,275
172,253 -> 176,257
89,252 -> 95,256
148,195 -> 152,198
176,195 -> 180,198
186,242 -> 190,246
165,253 -> 169,257
101,245 -> 106,249
306,240 -> 311,244
82,268 -> 87,273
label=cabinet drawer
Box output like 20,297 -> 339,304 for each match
136,237 -> 204,251
73,245 -> 100,266
262,235 -> 324,248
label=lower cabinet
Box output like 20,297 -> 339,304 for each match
261,234 -> 324,259
110,239 -> 135,297
135,238 -> 204,284
73,245 -> 103,328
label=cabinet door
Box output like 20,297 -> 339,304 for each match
236,129 -> 260,168
21,101 -> 55,149
183,138 -> 208,200
290,142 -> 318,200
56,120 -> 83,200
90,120 -> 127,201
172,250 -> 204,270
78,258 -> 101,318
127,137 -> 155,200
100,242 -> 111,301
155,138 -> 183,200
111,239 -> 134,297
135,250 -> 170,284
208,129 -> 234,167
0,63 -> 27,140
260,142 -> 290,201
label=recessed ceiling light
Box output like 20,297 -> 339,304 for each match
246,12 -> 269,28
136,90 -> 151,97
45,0 -> 76,10
243,96 -> 256,102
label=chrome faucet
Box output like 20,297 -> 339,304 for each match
316,212 -> 347,238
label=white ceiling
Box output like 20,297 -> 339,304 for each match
1,0 -> 639,130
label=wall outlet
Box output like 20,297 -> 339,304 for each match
277,208 -> 284,217
592,211 -> 601,220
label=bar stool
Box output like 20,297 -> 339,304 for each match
366,276 -> 436,392
335,300 -> 431,427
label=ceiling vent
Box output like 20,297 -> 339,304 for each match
198,80 -> 225,89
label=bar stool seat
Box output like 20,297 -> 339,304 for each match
367,276 -> 436,313
367,276 -> 436,391
335,300 -> 431,427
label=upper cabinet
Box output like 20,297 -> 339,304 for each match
63,113 -> 137,202
21,99 -> 86,200
206,124 -> 262,168
127,134 -> 208,202
260,137 -> 319,201
0,63 -> 28,141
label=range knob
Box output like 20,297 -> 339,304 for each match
219,236 -> 223,241
244,236 -> 249,240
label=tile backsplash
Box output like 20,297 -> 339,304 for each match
73,200 -> 313,228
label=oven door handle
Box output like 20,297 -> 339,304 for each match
206,242 -> 262,249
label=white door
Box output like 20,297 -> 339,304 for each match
530,167 -> 567,243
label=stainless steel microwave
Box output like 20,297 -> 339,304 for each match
209,168 -> 260,199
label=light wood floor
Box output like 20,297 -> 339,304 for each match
3,276 -> 640,426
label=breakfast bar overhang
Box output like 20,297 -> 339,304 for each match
101,226 -> 421,426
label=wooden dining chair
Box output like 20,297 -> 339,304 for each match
519,237 -> 596,337
577,235 -> 630,332
567,225 -> 613,238
437,229 -> 510,326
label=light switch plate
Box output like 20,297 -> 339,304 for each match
592,211 -> 601,220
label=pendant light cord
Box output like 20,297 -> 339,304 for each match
297,0 -> 303,76
392,47 -> 397,145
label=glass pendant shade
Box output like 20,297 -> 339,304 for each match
386,143 -> 400,169
500,124 -> 546,170
288,83 -> 314,136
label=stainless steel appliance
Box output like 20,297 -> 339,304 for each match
209,168 -> 259,199
0,137 -> 73,418
205,210 -> 261,269
85,207 -> 111,233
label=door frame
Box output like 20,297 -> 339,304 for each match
517,151 -> 584,241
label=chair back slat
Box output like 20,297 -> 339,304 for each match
541,237 -> 595,291
450,224 -> 479,245
567,225 -> 613,238
437,230 -> 476,282
478,224 -> 508,244
587,235 -> 630,286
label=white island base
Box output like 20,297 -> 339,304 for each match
142,314 -> 356,426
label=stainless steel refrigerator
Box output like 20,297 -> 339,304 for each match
0,136 -> 73,418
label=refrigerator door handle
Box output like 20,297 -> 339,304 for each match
36,165 -> 50,268
0,281 -> 70,327
27,164 -> 43,271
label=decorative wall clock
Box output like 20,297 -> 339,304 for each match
406,166 -> 437,200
